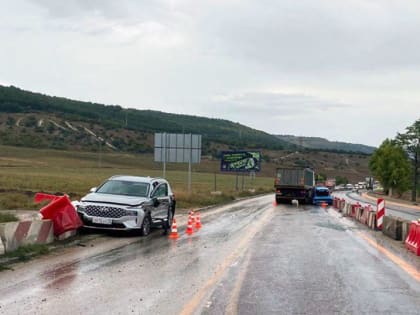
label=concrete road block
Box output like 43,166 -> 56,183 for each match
382,216 -> 403,240
367,211 -> 377,229
0,220 -> 54,253
57,229 -> 77,241
344,203 -> 352,216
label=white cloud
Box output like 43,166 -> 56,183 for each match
1,0 -> 419,147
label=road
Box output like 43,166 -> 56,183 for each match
1,195 -> 420,314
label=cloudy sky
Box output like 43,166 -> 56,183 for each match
1,0 -> 419,147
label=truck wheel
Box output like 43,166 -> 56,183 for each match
275,197 -> 281,204
140,214 -> 151,236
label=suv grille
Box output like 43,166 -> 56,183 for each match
84,205 -> 128,218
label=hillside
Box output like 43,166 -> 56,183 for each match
276,135 -> 375,154
0,85 -> 293,155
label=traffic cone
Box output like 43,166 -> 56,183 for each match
321,201 -> 327,209
190,210 -> 195,225
186,216 -> 194,235
195,212 -> 202,229
168,218 -> 179,239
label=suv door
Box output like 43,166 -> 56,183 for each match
150,183 -> 170,220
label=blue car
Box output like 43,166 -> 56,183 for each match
312,186 -> 333,205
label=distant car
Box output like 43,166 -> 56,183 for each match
345,184 -> 353,190
312,186 -> 333,205
76,175 -> 176,235
334,184 -> 345,191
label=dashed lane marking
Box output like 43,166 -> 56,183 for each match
179,205 -> 275,315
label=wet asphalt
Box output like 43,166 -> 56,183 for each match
1,195 -> 420,315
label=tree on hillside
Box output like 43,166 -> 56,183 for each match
395,119 -> 420,201
369,139 -> 411,197
335,176 -> 349,185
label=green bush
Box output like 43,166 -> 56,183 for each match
0,212 -> 19,223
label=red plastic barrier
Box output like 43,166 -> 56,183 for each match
34,192 -> 59,203
405,221 -> 420,256
35,193 -> 82,236
351,203 -> 360,217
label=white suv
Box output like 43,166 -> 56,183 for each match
76,175 -> 176,236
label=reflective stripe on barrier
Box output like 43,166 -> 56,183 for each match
377,198 -> 385,230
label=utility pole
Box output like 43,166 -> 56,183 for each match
98,141 -> 102,168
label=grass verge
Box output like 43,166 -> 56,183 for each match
0,212 -> 19,223
1,244 -> 49,263
1,244 -> 51,272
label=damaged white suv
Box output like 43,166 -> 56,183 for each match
76,175 -> 176,236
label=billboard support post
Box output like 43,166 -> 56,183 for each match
163,133 -> 166,178
213,173 -> 217,191
250,171 -> 256,188
188,161 -> 191,194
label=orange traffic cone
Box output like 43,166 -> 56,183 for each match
168,218 -> 179,239
195,212 -> 202,229
186,216 -> 194,235
321,201 -> 327,209
190,210 -> 195,225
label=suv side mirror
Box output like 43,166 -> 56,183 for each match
152,197 -> 159,207
90,187 -> 97,193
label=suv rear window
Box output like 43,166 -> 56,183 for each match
315,189 -> 330,197
97,180 -> 150,197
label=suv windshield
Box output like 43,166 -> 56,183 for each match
96,180 -> 150,197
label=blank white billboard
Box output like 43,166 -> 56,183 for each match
154,133 -> 201,163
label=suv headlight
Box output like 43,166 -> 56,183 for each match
125,210 -> 138,216
76,204 -> 86,212
127,205 -> 144,215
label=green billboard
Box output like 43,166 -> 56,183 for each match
220,151 -> 261,172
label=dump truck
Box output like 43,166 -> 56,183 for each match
274,168 -> 315,204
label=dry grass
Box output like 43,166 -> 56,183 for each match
0,145 -> 274,210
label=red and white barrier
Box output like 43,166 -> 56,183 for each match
376,198 -> 385,230
0,219 -> 54,253
405,221 -> 420,256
